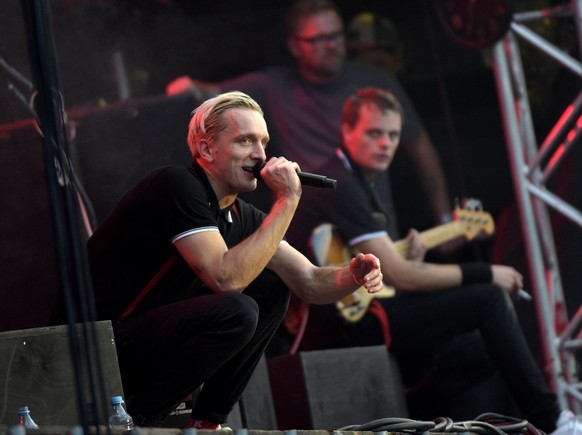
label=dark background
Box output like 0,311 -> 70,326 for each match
0,0 -> 580,365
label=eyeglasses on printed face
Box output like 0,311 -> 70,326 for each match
294,31 -> 345,45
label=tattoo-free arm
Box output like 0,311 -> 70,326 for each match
268,243 -> 383,304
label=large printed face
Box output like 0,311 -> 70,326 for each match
288,10 -> 346,83
206,108 -> 269,197
342,104 -> 402,181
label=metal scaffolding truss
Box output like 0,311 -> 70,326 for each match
491,1 -> 582,411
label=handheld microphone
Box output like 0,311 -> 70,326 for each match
252,162 -> 337,189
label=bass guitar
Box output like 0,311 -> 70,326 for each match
310,207 -> 495,323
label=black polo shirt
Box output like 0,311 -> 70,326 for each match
88,163 -> 265,321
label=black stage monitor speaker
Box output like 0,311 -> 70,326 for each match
0,321 -> 123,427
268,345 -> 408,430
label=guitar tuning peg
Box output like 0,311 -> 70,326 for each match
463,198 -> 483,211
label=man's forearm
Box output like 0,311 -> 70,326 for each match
302,265 -> 360,305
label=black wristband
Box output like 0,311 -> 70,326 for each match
460,262 -> 492,286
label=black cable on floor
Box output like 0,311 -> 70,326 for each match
336,412 -> 544,434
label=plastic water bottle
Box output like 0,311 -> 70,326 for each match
108,396 -> 134,431
18,406 -> 39,429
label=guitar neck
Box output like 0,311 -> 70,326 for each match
393,221 -> 464,257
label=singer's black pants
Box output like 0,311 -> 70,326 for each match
114,269 -> 290,426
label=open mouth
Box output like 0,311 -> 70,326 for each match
242,166 -> 255,176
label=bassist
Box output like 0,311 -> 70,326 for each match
285,87 -> 569,434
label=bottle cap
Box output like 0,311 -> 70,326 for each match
18,406 -> 30,414
111,396 -> 123,405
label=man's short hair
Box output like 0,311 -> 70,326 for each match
188,91 -> 264,158
285,0 -> 341,37
341,87 -> 404,129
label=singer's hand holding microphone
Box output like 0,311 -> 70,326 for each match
252,161 -> 337,189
